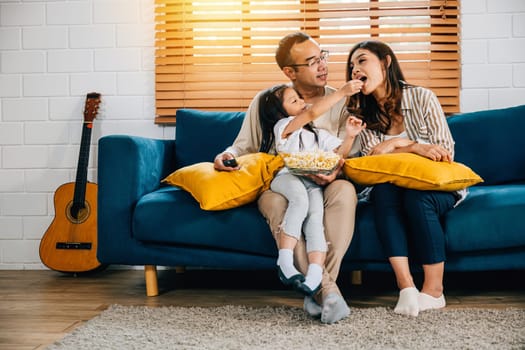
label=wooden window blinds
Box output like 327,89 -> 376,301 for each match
155,0 -> 460,124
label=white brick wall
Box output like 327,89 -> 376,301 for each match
0,0 -> 162,269
461,0 -> 525,111
0,1 -> 524,269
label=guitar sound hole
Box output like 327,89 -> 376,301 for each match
66,201 -> 90,224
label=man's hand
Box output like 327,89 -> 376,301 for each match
305,158 -> 344,186
214,152 -> 240,171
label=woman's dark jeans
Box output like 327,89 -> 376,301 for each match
370,183 -> 456,264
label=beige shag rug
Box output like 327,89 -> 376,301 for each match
47,304 -> 524,350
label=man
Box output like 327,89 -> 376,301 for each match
214,32 -> 358,324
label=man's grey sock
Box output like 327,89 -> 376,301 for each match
303,296 -> 322,318
321,293 -> 350,324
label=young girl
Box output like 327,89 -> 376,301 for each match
346,40 -> 464,316
259,82 -> 364,295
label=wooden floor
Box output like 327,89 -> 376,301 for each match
0,268 -> 524,350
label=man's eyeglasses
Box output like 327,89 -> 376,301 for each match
289,50 -> 329,69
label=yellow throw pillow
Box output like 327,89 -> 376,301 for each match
162,153 -> 284,210
343,153 -> 483,191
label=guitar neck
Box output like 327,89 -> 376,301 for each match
72,121 -> 93,209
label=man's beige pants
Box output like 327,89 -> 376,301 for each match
257,179 -> 357,302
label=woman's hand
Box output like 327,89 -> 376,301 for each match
304,158 -> 344,186
369,138 -> 414,155
411,143 -> 452,162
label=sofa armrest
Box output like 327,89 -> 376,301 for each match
97,134 -> 175,263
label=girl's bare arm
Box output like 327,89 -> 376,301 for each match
282,80 -> 363,138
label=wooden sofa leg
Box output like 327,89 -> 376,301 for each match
351,270 -> 362,285
144,265 -> 159,297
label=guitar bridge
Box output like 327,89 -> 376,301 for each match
56,242 -> 92,250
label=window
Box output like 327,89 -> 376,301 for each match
155,0 -> 459,124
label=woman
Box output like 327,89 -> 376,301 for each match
346,40 -> 465,317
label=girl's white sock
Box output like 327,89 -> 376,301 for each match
303,263 -> 323,291
394,287 -> 419,317
277,249 -> 300,278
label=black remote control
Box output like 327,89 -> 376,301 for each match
223,158 -> 238,167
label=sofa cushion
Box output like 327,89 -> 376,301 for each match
175,109 -> 245,168
132,186 -> 278,257
448,104 -> 525,185
343,153 -> 482,191
162,153 -> 284,210
444,184 -> 525,253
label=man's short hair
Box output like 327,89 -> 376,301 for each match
275,32 -> 312,70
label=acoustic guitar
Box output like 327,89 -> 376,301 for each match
39,92 -> 103,273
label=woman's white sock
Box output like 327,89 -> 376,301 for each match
419,292 -> 446,311
394,287 -> 419,317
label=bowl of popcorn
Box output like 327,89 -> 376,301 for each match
281,150 -> 340,176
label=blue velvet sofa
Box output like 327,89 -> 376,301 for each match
97,104 -> 525,296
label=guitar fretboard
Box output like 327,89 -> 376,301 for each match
71,121 -> 93,219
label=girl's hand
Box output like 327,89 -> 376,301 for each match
412,143 -> 452,162
340,79 -> 364,97
345,116 -> 366,137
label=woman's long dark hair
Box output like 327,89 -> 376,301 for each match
258,84 -> 318,153
346,41 -> 407,133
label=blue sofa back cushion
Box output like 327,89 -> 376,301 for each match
175,109 -> 246,168
174,105 -> 525,184
448,104 -> 525,185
